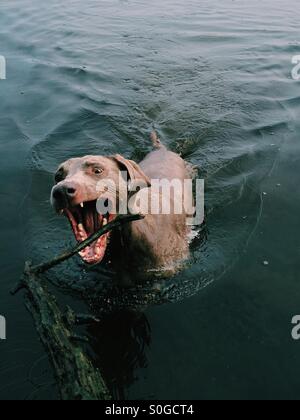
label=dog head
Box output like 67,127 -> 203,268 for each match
51,155 -> 150,265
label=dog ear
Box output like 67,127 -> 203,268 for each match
111,154 -> 151,191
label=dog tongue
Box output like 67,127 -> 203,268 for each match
77,223 -> 88,241
78,234 -> 108,264
82,201 -> 97,235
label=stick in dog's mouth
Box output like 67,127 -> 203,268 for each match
62,200 -> 115,265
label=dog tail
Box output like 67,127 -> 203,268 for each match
150,130 -> 164,149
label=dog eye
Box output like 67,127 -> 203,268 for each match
55,171 -> 65,183
94,168 -> 103,175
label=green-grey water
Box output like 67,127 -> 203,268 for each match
1,0 -> 300,400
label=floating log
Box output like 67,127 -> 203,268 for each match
23,262 -> 111,400
29,213 -> 143,275
12,214 -> 144,400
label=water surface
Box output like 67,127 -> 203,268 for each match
1,0 -> 300,400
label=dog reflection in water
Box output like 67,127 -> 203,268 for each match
87,309 -> 151,399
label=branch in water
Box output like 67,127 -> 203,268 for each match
22,262 -> 112,400
31,213 -> 144,275
10,213 -> 143,295
10,213 -> 144,400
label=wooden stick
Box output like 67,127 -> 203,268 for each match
11,213 -> 143,295
30,213 -> 143,275
23,262 -> 111,400
11,213 -> 143,400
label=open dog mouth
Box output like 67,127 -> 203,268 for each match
63,200 -> 114,265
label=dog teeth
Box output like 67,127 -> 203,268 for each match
80,202 -> 84,208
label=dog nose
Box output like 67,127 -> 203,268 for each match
52,184 -> 77,207
65,186 -> 77,197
